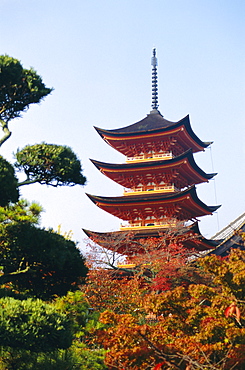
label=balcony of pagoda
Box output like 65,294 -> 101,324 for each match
120,220 -> 178,231
123,184 -> 179,195
126,152 -> 173,163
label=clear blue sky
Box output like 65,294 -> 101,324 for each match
0,0 -> 244,250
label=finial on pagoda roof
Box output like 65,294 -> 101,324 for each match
151,47 -> 159,113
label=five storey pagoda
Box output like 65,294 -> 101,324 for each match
84,49 -> 220,253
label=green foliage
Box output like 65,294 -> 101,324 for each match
15,143 -> 87,187
0,223 -> 88,299
0,156 -> 19,206
62,342 -> 107,370
0,297 -> 72,352
0,345 -> 107,370
0,199 -> 42,225
0,292 -> 106,369
54,291 -> 90,333
0,55 -> 97,369
0,55 -> 52,123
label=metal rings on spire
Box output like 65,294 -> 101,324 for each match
151,48 -> 158,110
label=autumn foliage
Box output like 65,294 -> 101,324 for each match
84,231 -> 245,370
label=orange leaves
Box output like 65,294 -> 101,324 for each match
84,243 -> 245,369
99,310 -> 118,325
239,232 -> 245,242
188,284 -> 215,301
94,280 -> 245,369
200,249 -> 245,301
97,313 -> 154,369
226,326 -> 245,345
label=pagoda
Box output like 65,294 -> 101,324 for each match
84,49 -> 220,253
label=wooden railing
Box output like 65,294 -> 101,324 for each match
120,221 -> 177,230
126,152 -> 173,162
124,185 -> 178,195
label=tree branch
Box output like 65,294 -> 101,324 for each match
0,266 -> 34,284
138,332 -> 182,369
17,178 -> 39,187
0,119 -> 11,147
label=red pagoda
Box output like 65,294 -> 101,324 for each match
84,49 -> 220,253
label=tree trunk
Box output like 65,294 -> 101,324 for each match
0,120 -> 11,147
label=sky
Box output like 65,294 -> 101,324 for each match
0,0 -> 244,251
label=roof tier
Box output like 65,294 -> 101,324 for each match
83,222 -> 219,254
210,212 -> 245,257
95,112 -> 211,157
86,186 -> 220,222
91,149 -> 216,190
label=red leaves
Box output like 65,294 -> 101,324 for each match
151,276 -> 172,291
153,363 -> 165,370
225,302 -> 241,323
201,316 -> 215,327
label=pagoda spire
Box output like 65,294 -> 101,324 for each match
151,47 -> 159,112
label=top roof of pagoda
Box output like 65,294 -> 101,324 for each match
94,111 -> 211,154
96,109 -> 176,134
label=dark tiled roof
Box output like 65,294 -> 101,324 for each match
94,112 -> 211,150
107,110 -> 175,133
86,186 -> 220,212
210,213 -> 245,256
95,111 -> 185,136
90,149 -> 216,181
82,222 -> 219,253
86,186 -> 221,222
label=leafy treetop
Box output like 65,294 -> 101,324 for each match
0,55 -> 52,146
0,296 -> 72,352
0,222 -> 88,299
15,143 -> 87,187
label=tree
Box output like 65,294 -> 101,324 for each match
84,267 -> 146,313
0,201 -> 88,299
0,55 -> 52,146
0,55 -> 87,299
0,221 -> 88,299
0,297 -> 72,352
15,143 -> 86,187
91,249 -> 245,370
0,55 -> 91,368
0,155 -> 19,206
84,227 -> 207,312
0,292 -> 107,370
0,56 -> 86,189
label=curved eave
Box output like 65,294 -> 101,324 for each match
82,225 -> 219,253
86,186 -> 221,220
90,150 -> 216,186
94,114 -> 211,153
